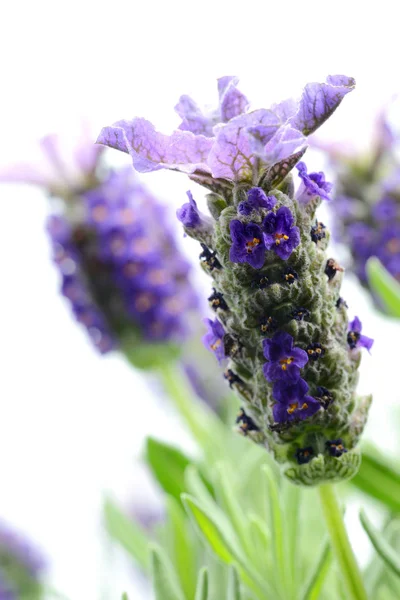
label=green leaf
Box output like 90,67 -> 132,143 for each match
182,493 -> 240,564
165,495 -> 197,599
182,494 -> 273,599
150,545 -> 186,600
227,565 -> 242,600
195,567 -> 209,600
103,498 -> 150,571
121,594 -> 129,600
300,539 -> 332,600
146,437 -> 192,502
366,257 -> 400,318
262,466 -> 288,595
214,462 -> 251,554
352,446 -> 400,513
360,509 -> 400,578
185,465 -> 216,512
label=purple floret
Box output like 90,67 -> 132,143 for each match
296,162 -> 332,203
176,191 -> 201,228
263,331 -> 308,382
202,318 -> 226,362
229,220 -> 266,269
262,207 -> 300,260
347,317 -> 374,352
238,187 -> 276,215
272,378 -> 320,423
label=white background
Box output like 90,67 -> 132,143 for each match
1,1 -> 400,598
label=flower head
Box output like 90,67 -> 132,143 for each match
262,207 -> 300,260
98,75 -> 371,485
229,221 -> 266,269
347,317 -> 374,352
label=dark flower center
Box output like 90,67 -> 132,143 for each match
306,343 -> 325,360
295,446 -> 314,464
246,237 -> 261,253
274,233 -> 289,245
279,357 -> 293,370
287,401 -> 308,414
347,330 -> 360,349
211,339 -> 221,351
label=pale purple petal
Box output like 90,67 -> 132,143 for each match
209,110 -> 282,181
0,162 -> 50,186
97,118 -> 213,174
97,120 -> 130,153
262,125 -> 307,164
175,95 -> 213,135
217,76 -> 238,98
290,75 -> 356,136
219,79 -> 249,122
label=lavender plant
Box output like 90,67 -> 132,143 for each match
321,108 -> 400,313
0,520 -> 46,599
97,75 -> 373,487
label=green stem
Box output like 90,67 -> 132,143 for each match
318,484 -> 367,600
156,361 -> 224,450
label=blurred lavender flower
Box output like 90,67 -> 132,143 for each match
320,104 -> 400,304
0,132 -> 198,368
0,520 -> 46,599
98,75 -> 372,485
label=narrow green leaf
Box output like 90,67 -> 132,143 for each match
146,437 -> 192,502
360,509 -> 400,578
352,447 -> 400,513
182,493 -> 239,563
103,498 -> 150,571
185,465 -> 216,512
165,495 -> 197,599
262,466 -> 288,595
366,257 -> 400,317
182,494 -> 273,599
214,463 -> 251,554
365,520 -> 400,594
300,539 -> 332,600
228,565 -> 242,600
150,545 -> 186,600
195,567 -> 209,600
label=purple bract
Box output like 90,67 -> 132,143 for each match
97,75 -> 355,184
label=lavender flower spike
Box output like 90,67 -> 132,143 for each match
321,102 -> 400,308
0,130 -> 198,370
99,75 -> 371,486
